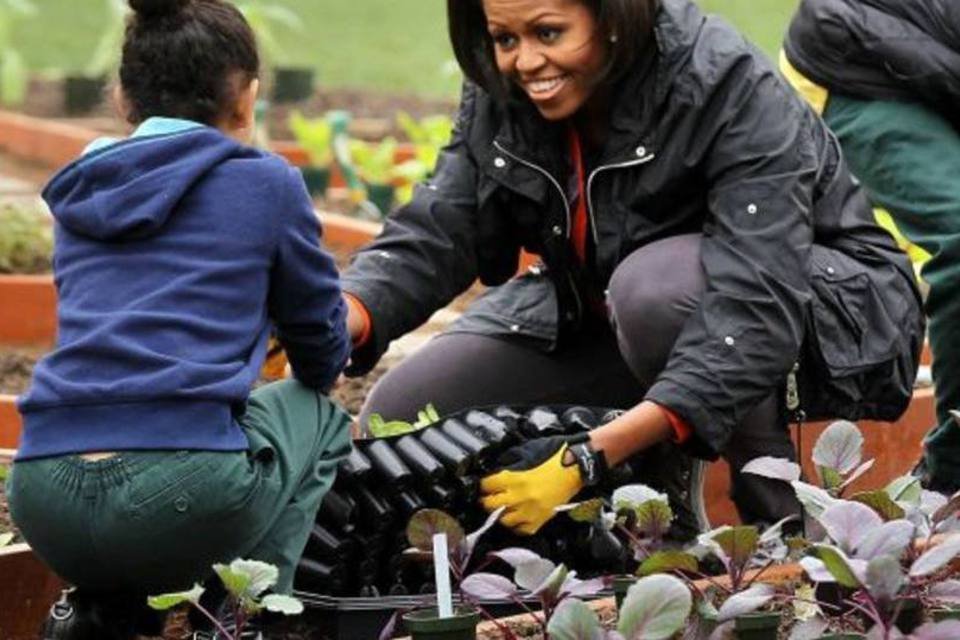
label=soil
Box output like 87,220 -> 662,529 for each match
15,78 -> 458,142
0,346 -> 44,395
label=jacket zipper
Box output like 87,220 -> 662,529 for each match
492,140 -> 572,238
585,151 -> 656,247
491,140 -> 582,320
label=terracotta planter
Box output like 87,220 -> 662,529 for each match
0,274 -> 56,346
705,387 -> 936,526
0,110 -> 97,170
0,395 -> 22,450
0,544 -> 63,640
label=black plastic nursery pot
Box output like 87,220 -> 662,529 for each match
734,612 -> 780,640
300,166 -> 330,197
365,182 -> 395,218
272,66 -> 315,103
63,75 -> 106,115
613,575 -> 636,609
402,607 -> 480,640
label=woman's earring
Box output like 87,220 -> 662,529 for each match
609,34 -> 618,43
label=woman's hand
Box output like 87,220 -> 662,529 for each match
480,437 -> 584,535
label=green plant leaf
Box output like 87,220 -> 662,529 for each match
226,559 -> 279,598
147,584 -> 205,610
288,111 -> 332,167
213,562 -> 252,599
820,466 -> 844,492
711,526 -> 759,570
811,545 -> 864,588
851,490 -> 906,521
0,532 -> 13,547
405,509 -> 465,552
568,498 -> 605,523
636,500 -> 673,538
366,412 -> 417,437
617,574 -> 692,640
260,593 -> 304,615
0,48 -> 27,107
547,598 -> 605,640
885,476 -> 922,505
637,551 -> 698,577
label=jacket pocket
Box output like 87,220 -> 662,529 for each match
798,246 -> 921,421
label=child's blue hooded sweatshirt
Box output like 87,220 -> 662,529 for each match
16,119 -> 350,460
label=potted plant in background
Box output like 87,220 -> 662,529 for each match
61,0 -> 126,115
348,136 -> 398,218
392,111 -> 454,204
0,201 -> 52,275
235,0 -> 313,104
0,0 -> 36,107
288,110 -> 333,198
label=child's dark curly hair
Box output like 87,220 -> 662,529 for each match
120,0 -> 260,125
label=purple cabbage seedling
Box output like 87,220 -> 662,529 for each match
148,559 -> 303,640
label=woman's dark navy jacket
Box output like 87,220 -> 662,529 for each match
342,0 -> 924,458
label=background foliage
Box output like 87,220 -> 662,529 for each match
16,0 -> 798,97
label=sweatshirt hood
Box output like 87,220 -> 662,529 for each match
42,119 -> 247,240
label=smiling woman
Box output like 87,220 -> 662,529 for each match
339,0 -> 923,539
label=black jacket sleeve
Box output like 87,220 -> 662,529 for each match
645,40 -> 818,457
340,84 -> 483,375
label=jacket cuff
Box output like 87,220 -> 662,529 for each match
344,293 -> 372,348
651,402 -> 693,444
644,380 -> 723,460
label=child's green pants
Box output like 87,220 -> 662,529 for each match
824,95 -> 960,490
8,380 -> 351,594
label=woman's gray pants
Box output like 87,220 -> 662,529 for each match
358,234 -> 800,525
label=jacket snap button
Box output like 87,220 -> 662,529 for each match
174,496 -> 189,513
510,324 -> 520,332
552,225 -> 563,236
826,267 -> 835,275
747,203 -> 758,215
724,336 -> 735,346
635,146 -> 646,157
494,157 -> 506,169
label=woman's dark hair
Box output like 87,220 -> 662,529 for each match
447,0 -> 660,100
120,0 -> 259,125
40,589 -> 165,640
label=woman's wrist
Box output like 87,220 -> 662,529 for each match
343,293 -> 372,347
587,400 -> 674,467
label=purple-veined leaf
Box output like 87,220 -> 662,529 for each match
933,490 -> 960,524
923,491 -> 949,518
716,584 -> 775,622
812,420 -> 863,475
377,610 -> 401,640
863,555 -> 903,602
741,456 -> 801,482
855,520 -> 915,560
532,563 -> 569,599
799,557 -> 836,583
910,535 -> 960,577
406,509 -> 465,553
562,575 -> 607,599
636,500 -> 673,539
791,481 -> 838,518
547,598 -> 605,640
489,547 -> 543,568
461,506 -> 504,566
839,459 -> 876,492
514,558 -> 559,593
617,574 -> 692,640
759,515 -> 799,545
811,545 -> 866,588
909,620 -> 960,640
929,579 -> 960,604
460,573 -> 519,600
707,621 -> 734,640
561,498 -> 605,523
787,616 -> 828,640
818,501 -> 882,553
612,484 -> 668,511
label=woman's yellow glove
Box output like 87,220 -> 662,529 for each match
480,437 -> 592,535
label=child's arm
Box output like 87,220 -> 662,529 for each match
268,166 -> 351,392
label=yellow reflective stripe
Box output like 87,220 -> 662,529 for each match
779,50 -> 829,115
